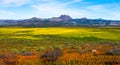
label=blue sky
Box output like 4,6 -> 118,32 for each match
0,0 -> 120,20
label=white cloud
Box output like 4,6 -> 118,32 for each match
31,2 -> 90,18
62,0 -> 82,5
87,5 -> 105,11
0,9 -> 37,19
0,10 -> 16,19
72,0 -> 82,2
30,0 -> 91,18
108,12 -> 120,20
0,0 -> 120,20
40,0 -> 56,2
0,0 -> 32,7
84,3 -> 120,20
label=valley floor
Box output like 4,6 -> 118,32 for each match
0,27 -> 120,65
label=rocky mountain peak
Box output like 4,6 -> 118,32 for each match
59,15 -> 72,21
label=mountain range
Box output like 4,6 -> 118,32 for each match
0,15 -> 120,27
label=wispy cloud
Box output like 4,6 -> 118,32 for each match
0,10 -> 16,19
0,0 -> 32,7
0,0 -> 120,20
84,3 -> 120,20
31,0 -> 90,18
86,5 -> 105,11
65,0 -> 82,4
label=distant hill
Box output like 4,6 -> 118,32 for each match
0,15 -> 120,27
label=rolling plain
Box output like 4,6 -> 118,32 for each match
0,27 -> 120,65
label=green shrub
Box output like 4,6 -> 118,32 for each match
11,49 -> 20,54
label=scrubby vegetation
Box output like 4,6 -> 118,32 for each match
0,27 -> 120,65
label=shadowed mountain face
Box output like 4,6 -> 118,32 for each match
0,15 -> 120,27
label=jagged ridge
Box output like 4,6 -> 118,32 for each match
0,15 -> 120,27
